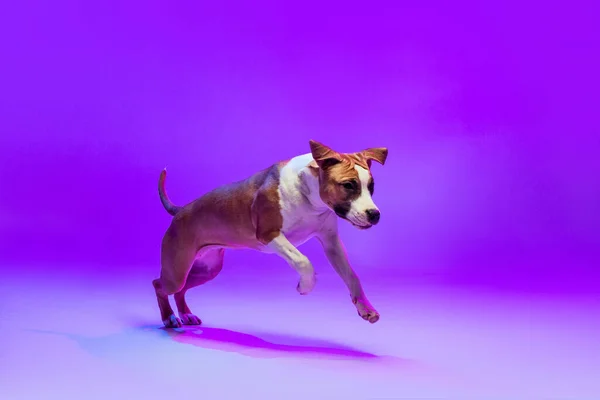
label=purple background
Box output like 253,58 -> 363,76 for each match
1,0 -> 599,292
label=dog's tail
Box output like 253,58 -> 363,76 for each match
158,169 -> 182,216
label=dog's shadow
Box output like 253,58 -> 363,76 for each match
27,324 -> 407,364
159,325 -> 379,359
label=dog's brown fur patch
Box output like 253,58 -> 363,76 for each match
251,162 -> 286,244
316,158 -> 363,208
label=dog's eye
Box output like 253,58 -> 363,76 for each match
341,181 -> 356,190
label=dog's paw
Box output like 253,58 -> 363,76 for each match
358,309 -> 380,324
296,274 -> 316,295
180,313 -> 202,325
163,314 -> 183,328
353,297 -> 380,324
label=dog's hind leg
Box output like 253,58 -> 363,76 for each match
174,247 -> 225,325
154,231 -> 197,328
152,278 -> 181,328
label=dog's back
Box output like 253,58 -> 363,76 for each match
159,162 -> 288,251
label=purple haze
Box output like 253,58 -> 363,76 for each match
1,0 -> 599,292
2,2 -> 600,398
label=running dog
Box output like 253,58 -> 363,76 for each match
154,140 -> 388,327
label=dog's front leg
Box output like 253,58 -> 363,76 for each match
268,234 -> 316,294
317,231 -> 380,323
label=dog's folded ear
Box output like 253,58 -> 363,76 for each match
362,147 -> 388,167
309,140 -> 342,169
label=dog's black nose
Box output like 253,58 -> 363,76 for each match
366,209 -> 381,225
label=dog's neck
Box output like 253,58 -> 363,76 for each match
299,165 -> 329,212
279,153 -> 330,214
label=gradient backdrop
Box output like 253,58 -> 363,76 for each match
1,1 -> 600,398
2,0 -> 599,288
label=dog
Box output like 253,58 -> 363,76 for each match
154,140 -> 388,328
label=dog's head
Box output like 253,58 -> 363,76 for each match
309,140 -> 388,230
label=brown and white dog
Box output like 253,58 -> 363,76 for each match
154,140 -> 388,328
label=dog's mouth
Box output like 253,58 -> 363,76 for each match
332,204 -> 373,230
350,221 -> 373,230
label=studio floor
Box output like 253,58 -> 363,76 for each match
2,265 -> 599,400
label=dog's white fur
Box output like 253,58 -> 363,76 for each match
347,165 -> 378,228
264,154 -> 379,320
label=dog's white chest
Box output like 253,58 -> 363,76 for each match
276,153 -> 329,247
281,210 -> 329,246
